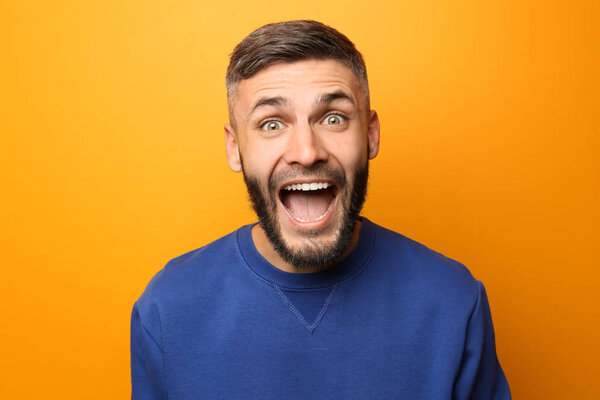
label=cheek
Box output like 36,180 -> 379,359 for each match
243,140 -> 284,178
332,136 -> 369,170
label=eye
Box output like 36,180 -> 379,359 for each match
261,120 -> 284,132
323,114 -> 346,126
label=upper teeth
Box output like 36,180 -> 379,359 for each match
284,182 -> 331,191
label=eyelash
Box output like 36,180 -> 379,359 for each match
259,112 -> 348,132
322,113 -> 347,125
260,120 -> 284,132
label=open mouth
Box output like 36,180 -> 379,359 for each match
279,181 -> 338,223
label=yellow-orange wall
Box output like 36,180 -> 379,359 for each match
1,1 -> 598,398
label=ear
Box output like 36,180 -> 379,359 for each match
224,123 -> 242,172
367,110 -> 380,159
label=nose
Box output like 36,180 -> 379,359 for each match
283,122 -> 328,167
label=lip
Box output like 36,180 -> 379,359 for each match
277,180 -> 339,229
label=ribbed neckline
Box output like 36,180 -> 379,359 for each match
236,217 -> 376,290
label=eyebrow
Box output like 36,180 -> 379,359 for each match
249,96 -> 290,115
247,90 -> 355,118
313,90 -> 355,107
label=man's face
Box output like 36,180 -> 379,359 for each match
225,59 -> 379,269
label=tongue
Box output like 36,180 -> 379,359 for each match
283,189 -> 333,221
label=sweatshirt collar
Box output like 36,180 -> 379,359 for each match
237,217 -> 376,290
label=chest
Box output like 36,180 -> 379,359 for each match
159,284 -> 466,399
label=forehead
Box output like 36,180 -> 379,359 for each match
232,59 -> 366,116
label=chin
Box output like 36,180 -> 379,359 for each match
243,163 -> 369,270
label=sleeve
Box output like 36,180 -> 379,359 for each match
453,281 -> 511,400
130,301 -> 168,400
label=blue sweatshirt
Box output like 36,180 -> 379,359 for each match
131,218 -> 510,399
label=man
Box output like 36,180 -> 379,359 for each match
131,20 -> 510,399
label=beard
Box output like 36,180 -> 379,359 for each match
242,162 -> 369,270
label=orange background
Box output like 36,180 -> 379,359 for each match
1,1 -> 598,398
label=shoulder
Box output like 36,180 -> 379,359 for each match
367,220 -> 481,305
134,226 -> 248,311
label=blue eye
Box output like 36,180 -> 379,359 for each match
262,120 -> 284,132
323,114 -> 346,125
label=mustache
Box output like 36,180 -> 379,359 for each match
268,165 -> 347,191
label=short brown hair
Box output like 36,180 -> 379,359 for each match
226,20 -> 369,111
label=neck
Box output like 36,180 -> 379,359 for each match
251,220 -> 362,274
